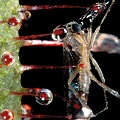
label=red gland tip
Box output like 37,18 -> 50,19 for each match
8,17 -> 19,26
1,109 -> 14,120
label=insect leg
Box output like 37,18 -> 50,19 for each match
87,25 -> 92,44
87,23 -> 108,113
86,25 -> 108,115
87,70 -> 120,99
87,69 -> 120,116
100,0 -> 115,27
89,52 -> 105,83
89,0 -> 115,49
87,0 -> 116,114
89,52 -> 108,113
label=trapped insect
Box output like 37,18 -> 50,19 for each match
51,0 -> 120,119
1,0 -> 120,119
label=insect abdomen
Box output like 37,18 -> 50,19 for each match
79,72 -> 91,94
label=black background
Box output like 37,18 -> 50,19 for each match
19,0 -> 120,120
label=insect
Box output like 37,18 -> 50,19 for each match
51,0 -> 120,119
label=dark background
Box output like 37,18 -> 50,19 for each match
19,0 -> 120,120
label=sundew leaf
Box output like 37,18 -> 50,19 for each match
0,0 -> 23,119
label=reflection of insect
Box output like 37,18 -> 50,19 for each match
51,0 -> 120,119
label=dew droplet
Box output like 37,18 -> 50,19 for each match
18,11 -> 31,21
35,88 -> 53,106
1,52 -> 15,66
52,25 -> 67,41
24,11 -> 31,20
1,109 -> 14,120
